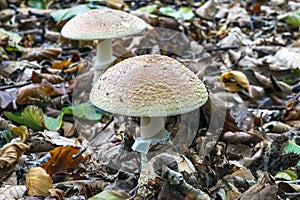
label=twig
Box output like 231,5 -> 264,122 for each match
0,82 -> 31,90
205,46 -> 239,53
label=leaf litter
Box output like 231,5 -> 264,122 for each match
0,0 -> 300,199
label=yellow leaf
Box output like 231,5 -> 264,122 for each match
26,167 -> 53,197
221,70 -> 249,93
10,125 -> 30,143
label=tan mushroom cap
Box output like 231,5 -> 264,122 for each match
61,8 -> 147,40
90,54 -> 208,117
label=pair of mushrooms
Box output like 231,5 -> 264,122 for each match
61,8 -> 208,153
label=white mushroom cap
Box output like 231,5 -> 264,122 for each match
61,8 -> 147,40
90,54 -> 208,117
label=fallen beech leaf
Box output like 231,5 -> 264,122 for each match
262,121 -> 292,133
0,143 -> 29,181
48,188 -> 64,200
21,47 -> 62,61
89,189 -> 130,200
51,60 -> 72,70
0,91 -> 17,109
41,146 -> 83,175
0,185 -> 27,199
10,125 -> 30,143
221,70 -> 250,93
275,169 -> 297,181
26,167 -> 53,197
30,71 -> 64,84
4,105 -> 45,131
105,0 -> 125,10
239,174 -> 277,200
16,84 -> 40,105
16,82 -> 56,105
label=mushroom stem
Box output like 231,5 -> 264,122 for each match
140,116 -> 165,138
93,39 -> 116,83
131,116 -> 170,154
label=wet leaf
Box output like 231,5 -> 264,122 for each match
88,190 -> 130,200
4,105 -> 45,131
26,167 -> 53,197
41,146 -> 83,175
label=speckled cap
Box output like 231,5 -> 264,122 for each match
61,8 -> 147,40
90,54 -> 208,117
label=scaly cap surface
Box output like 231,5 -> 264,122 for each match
90,54 -> 208,117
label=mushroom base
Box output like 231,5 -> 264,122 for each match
131,128 -> 170,154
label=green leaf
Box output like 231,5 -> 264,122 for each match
275,169 -> 297,180
72,102 -> 105,121
284,141 -> 300,166
43,102 -> 106,131
50,4 -> 106,22
0,28 -> 23,52
4,106 -> 45,131
0,129 -> 15,147
279,10 -> 300,27
137,4 -> 158,13
159,6 -> 194,20
88,190 -> 130,200
27,0 -> 47,9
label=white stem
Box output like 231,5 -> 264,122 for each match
141,116 -> 166,138
93,39 -> 116,83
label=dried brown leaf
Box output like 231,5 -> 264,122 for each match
0,185 -> 27,199
21,47 -> 62,61
0,143 -> 29,181
30,71 -> 64,84
41,146 -> 83,175
0,91 -> 17,109
26,167 -> 53,197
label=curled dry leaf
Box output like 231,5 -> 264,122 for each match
0,143 -> 29,181
10,125 -> 30,143
0,91 -> 17,109
21,47 -> 62,61
0,142 -> 29,168
26,167 -> 53,197
220,70 -> 250,93
16,81 -> 56,105
48,188 -> 64,200
262,121 -> 292,133
0,185 -> 27,199
41,146 -> 84,176
282,99 -> 300,121
30,71 -> 64,84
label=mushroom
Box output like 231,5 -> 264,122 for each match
90,54 -> 208,154
61,8 -> 147,83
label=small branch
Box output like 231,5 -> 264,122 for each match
0,82 -> 31,90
